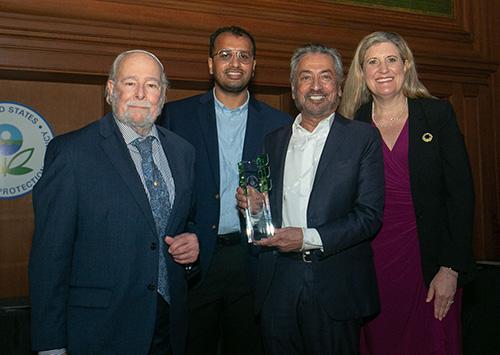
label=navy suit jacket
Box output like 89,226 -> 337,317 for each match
29,113 -> 195,355
355,98 -> 476,287
255,114 -> 384,320
159,91 -> 290,276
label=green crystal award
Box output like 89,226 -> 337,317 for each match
238,154 -> 274,242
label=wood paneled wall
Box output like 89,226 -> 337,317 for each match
0,0 -> 499,299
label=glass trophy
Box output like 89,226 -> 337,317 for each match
238,154 -> 274,243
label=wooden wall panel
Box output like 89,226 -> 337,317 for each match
490,0 -> 500,244
0,80 -> 104,298
0,194 -> 33,298
463,94 -> 485,257
0,80 -> 105,135
0,0 -> 499,299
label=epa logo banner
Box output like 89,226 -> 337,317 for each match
0,102 -> 54,199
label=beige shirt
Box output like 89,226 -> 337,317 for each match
282,112 -> 335,250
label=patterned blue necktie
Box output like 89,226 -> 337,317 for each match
132,136 -> 171,303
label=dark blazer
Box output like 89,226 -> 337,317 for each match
29,113 -> 195,355
159,91 -> 290,275
255,114 -> 385,320
355,98 -> 476,287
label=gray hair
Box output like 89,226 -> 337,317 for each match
105,49 -> 169,105
290,44 -> 344,87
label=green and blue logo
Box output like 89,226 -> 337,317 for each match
0,102 -> 54,199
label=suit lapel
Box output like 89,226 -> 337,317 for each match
312,115 -> 348,188
267,126 -> 291,228
268,117 -> 348,227
157,129 -> 186,234
98,114 -> 157,236
408,98 -> 427,179
198,92 -> 220,190
242,97 -> 264,161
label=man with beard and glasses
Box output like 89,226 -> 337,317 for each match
236,44 -> 384,355
159,26 -> 290,355
30,50 -> 198,355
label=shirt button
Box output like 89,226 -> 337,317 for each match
215,193 -> 220,199
150,242 -> 157,250
147,283 -> 156,291
212,224 -> 217,230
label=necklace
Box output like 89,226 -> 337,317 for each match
372,98 -> 408,128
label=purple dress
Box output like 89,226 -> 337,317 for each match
360,120 -> 462,355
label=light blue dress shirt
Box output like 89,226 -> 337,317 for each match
214,89 -> 249,234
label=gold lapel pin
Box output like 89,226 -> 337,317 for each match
422,132 -> 433,143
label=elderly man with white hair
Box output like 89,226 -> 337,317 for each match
29,49 -> 198,355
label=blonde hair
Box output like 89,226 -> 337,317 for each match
339,31 -> 432,118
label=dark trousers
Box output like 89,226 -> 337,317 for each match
149,294 -> 172,355
186,242 -> 263,355
261,255 -> 361,355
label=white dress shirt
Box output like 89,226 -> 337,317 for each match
282,112 -> 335,250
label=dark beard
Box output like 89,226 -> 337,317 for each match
213,76 -> 249,93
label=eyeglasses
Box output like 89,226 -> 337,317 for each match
212,49 -> 254,64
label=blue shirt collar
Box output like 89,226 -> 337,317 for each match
213,88 -> 250,115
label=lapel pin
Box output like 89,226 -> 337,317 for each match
422,132 -> 433,143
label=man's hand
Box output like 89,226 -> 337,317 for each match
236,186 -> 248,212
255,227 -> 303,253
165,233 -> 199,264
236,186 -> 263,215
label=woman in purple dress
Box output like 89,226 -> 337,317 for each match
339,32 -> 476,354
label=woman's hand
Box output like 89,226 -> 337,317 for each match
426,266 -> 458,320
